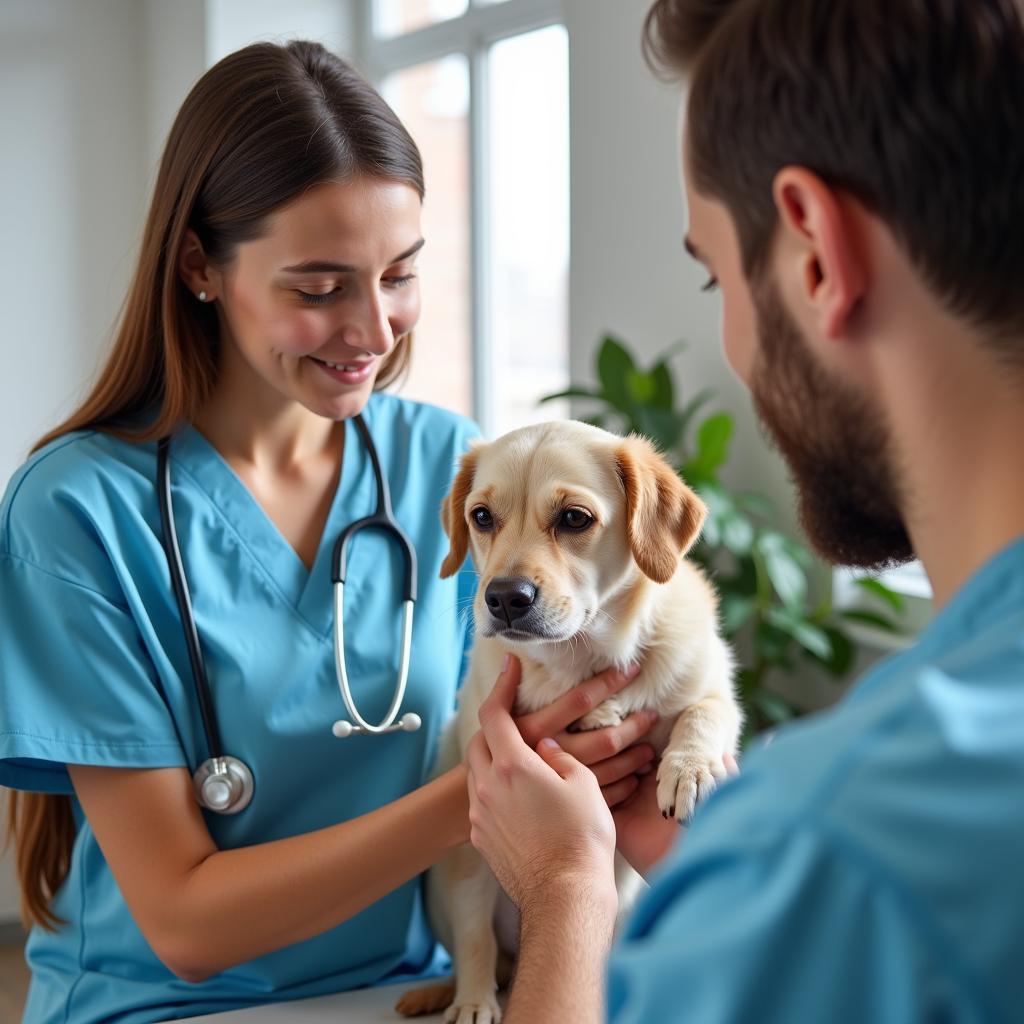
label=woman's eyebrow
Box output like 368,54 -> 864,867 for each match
683,235 -> 704,262
281,238 -> 425,274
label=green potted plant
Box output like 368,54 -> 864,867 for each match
542,336 -> 906,744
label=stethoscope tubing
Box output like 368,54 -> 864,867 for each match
157,413 -> 421,813
156,436 -> 225,761
332,587 -> 415,734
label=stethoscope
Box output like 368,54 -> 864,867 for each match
156,414 -> 421,815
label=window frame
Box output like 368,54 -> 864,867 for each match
357,0 -> 565,435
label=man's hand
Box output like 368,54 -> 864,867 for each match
512,659 -> 660,810
466,656 -> 619,916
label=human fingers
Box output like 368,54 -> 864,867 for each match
535,737 -> 588,782
516,664 -> 642,746
601,773 -> 641,808
708,750 -> 741,784
555,710 -> 660,767
478,655 -> 532,759
465,730 -> 492,781
588,743 -> 656,787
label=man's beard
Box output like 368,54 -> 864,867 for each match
748,277 -> 915,570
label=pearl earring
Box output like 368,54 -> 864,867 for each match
198,290 -> 208,302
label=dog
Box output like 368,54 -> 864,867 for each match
396,419 -> 742,1023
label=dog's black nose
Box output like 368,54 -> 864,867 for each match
485,577 -> 538,624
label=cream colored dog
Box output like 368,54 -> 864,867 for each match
397,420 -> 741,1024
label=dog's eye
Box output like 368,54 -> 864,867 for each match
471,506 -> 495,531
559,507 -> 594,532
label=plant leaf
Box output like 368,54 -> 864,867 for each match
756,531 -> 808,610
701,509 -> 722,547
751,689 -> 797,725
627,369 -> 655,405
853,576 -> 906,613
721,513 -> 755,556
632,407 -> 684,451
677,388 -> 716,452
839,609 -> 903,633
683,412 -> 733,481
827,625 -> 855,676
815,625 -> 855,676
765,606 -> 832,660
734,491 -> 775,518
755,620 -> 792,663
650,361 -> 674,409
538,386 -> 604,405
720,594 -> 756,635
596,336 -> 635,412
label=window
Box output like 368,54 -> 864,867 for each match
364,0 -> 569,436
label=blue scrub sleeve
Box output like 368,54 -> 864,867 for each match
0,553 -> 187,794
608,818 -> 953,1023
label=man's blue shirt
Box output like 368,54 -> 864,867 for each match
609,538 -> 1024,1023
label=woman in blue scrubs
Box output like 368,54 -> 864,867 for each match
0,41 -> 658,1024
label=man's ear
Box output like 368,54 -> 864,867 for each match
772,166 -> 867,340
439,448 -> 480,578
616,435 -> 707,584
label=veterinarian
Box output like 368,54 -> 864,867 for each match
465,1 -> 1024,1021
0,42 -> 661,1024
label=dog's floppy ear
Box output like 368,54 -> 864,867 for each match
615,434 -> 707,583
439,447 -> 480,578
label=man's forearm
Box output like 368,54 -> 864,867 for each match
505,882 -> 618,1024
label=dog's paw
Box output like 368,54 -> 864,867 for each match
656,753 -> 728,823
443,994 -> 502,1024
575,697 -> 625,732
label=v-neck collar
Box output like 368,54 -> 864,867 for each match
169,405 -> 378,634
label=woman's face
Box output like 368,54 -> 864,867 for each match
209,176 -> 423,422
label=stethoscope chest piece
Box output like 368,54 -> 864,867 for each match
193,756 -> 255,814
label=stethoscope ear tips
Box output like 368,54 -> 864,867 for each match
331,713 -> 422,737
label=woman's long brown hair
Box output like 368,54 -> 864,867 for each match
4,39 -> 424,931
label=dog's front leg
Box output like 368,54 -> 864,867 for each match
657,693 -> 741,823
433,843 -> 504,1024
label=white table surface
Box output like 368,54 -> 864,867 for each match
173,981 -> 446,1023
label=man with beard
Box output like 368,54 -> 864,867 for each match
461,1 -> 1024,1022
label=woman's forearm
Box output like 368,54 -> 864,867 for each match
166,765 -> 469,980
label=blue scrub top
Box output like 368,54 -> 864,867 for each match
608,537 -> 1024,1023
0,392 -> 479,1024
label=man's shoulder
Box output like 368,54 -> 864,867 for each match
699,614 -> 1024,850
618,618 -> 1024,1021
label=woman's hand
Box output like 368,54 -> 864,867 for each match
512,658 -> 660,810
466,657 -> 618,915
612,751 -> 740,878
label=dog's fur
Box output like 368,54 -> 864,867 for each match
397,420 -> 741,1023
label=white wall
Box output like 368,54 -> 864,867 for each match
0,0 -> 148,487
0,0 -> 152,925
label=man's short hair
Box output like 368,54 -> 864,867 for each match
644,0 -> 1024,361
